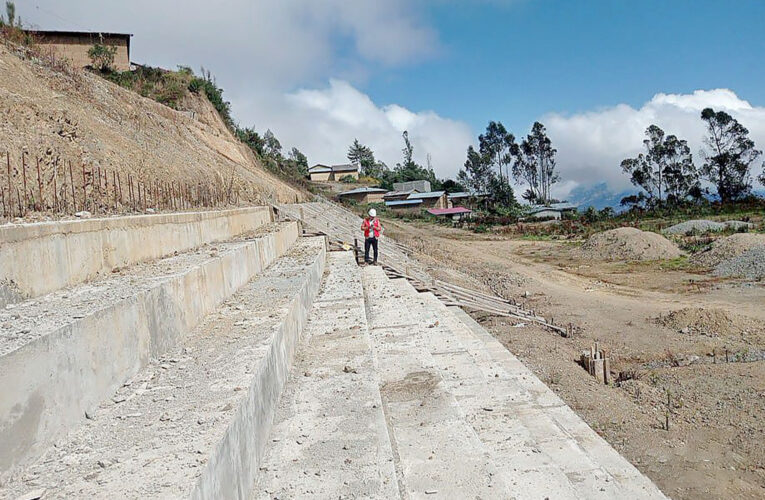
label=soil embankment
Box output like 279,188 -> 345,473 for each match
0,44 -> 304,212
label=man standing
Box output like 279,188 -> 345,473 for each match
361,208 -> 384,265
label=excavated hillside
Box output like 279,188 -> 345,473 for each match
0,44 -> 304,210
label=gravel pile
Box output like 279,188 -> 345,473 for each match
692,233 -> 765,267
663,219 -> 753,235
714,246 -> 765,280
656,307 -> 765,338
578,227 -> 683,261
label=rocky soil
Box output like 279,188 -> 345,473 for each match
0,44 -> 304,214
577,227 -> 683,261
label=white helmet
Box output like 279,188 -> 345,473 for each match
369,208 -> 377,217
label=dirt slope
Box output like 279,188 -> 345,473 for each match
0,44 -> 303,207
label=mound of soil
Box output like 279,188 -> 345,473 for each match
691,233 -> 765,267
663,219 -> 752,235
657,307 -> 765,339
577,227 -> 683,261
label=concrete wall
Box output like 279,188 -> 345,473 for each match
0,222 -> 298,474
36,33 -> 130,71
191,239 -> 327,500
309,171 -> 331,182
0,207 -> 273,307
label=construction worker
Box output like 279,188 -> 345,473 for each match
361,208 -> 384,265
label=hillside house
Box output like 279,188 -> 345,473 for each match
385,190 -> 448,212
308,163 -> 360,181
337,187 -> 388,204
415,191 -> 448,209
26,30 -> 132,71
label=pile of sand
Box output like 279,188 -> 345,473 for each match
691,233 -> 765,267
577,227 -> 683,261
656,307 -> 765,339
663,219 -> 752,235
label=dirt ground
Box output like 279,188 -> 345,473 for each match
384,219 -> 765,500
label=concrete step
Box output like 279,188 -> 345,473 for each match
0,236 -> 327,500
368,270 -> 666,499
361,266 -> 514,498
0,221 -> 299,475
254,251 -> 398,499
0,207 -> 274,306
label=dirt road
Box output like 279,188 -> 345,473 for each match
385,219 -> 765,500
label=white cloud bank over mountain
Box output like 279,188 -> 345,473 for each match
545,89 -> 765,200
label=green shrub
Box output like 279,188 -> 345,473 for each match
339,175 -> 357,183
88,43 -> 117,72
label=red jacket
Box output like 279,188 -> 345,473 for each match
362,217 -> 381,238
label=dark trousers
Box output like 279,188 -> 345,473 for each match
364,237 -> 378,263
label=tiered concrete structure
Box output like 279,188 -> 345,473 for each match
0,204 -> 667,499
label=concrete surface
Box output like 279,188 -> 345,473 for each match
0,237 -> 326,499
362,265 -> 666,499
254,251 -> 398,499
0,207 -> 272,306
0,221 -> 298,476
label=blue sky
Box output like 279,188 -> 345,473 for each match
19,1 -> 765,198
363,0 -> 765,135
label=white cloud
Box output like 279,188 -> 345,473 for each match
266,80 -> 473,177
544,89 -> 765,199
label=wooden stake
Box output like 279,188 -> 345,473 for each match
68,161 -> 76,214
36,157 -> 43,211
22,152 -> 28,215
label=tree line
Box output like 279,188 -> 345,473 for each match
621,108 -> 764,208
346,121 -> 561,213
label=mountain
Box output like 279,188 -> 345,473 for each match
565,182 -> 636,211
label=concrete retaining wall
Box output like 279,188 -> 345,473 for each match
0,222 -> 298,474
192,241 -> 327,500
0,207 -> 273,307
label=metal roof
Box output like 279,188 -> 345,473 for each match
385,199 -> 423,206
407,191 -> 445,200
331,164 -> 359,172
427,207 -> 472,216
383,189 -> 416,198
24,30 -> 133,38
447,192 -> 471,198
338,187 -> 388,196
308,164 -> 331,172
528,202 -> 578,214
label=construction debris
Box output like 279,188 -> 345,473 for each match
581,342 -> 611,384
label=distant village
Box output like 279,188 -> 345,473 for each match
308,163 -> 577,222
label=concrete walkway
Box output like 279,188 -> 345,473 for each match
254,263 -> 666,499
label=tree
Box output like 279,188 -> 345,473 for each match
288,147 -> 308,176
457,146 -> 493,194
700,108 -> 762,203
236,127 -> 265,156
621,125 -> 699,206
347,139 -> 379,176
1,1 -> 16,27
478,121 -> 515,182
262,129 -> 282,159
441,178 -> 466,193
400,131 -> 415,169
512,122 -> 559,205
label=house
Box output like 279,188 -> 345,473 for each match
25,30 -> 132,71
383,189 -> 417,202
414,191 -> 448,209
527,202 -> 578,220
337,187 -> 388,204
393,180 -> 431,193
385,198 -> 423,212
330,163 -> 360,180
385,190 -> 448,212
307,163 -> 360,182
427,207 -> 473,222
448,191 -> 489,209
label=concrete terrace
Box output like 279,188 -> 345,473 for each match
0,203 -> 667,499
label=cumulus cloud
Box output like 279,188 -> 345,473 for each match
264,80 -> 473,177
545,89 -> 765,200
19,0 -> 466,177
